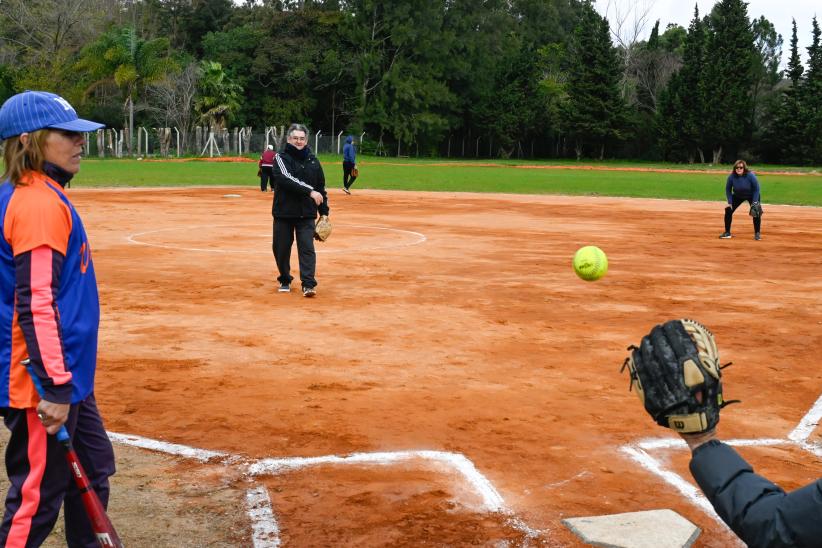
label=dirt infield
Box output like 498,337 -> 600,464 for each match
3,188 -> 821,546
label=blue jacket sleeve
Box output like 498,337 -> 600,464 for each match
690,440 -> 822,547
725,175 -> 734,204
749,173 -> 761,202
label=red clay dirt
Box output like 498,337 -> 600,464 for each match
10,187 -> 822,546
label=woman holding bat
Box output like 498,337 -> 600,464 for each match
0,91 -> 117,547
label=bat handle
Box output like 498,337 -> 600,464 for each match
22,359 -> 70,443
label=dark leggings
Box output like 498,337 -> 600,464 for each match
725,194 -> 761,233
343,161 -> 357,190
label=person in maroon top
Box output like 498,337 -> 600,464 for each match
259,144 -> 276,192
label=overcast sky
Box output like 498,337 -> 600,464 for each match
595,0 -> 819,64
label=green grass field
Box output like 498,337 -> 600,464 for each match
69,155 -> 822,206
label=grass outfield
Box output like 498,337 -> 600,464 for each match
69,156 -> 822,206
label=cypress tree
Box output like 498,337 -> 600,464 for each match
802,17 -> 822,163
563,0 -> 626,159
770,20 -> 806,164
700,0 -> 757,163
657,5 -> 707,162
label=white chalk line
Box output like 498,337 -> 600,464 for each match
126,223 -> 427,255
107,432 -> 227,462
107,432 -> 541,546
246,486 -> 281,548
250,450 -> 506,512
621,391 -> 822,539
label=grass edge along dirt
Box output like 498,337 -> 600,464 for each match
57,156 -> 822,207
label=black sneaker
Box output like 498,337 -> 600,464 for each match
278,284 -> 290,293
302,286 -> 316,298
755,232 -> 761,240
719,232 -> 732,239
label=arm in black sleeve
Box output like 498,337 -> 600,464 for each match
274,153 -> 314,196
690,440 -> 822,547
317,163 -> 329,217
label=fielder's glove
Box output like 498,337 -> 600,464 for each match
621,319 -> 738,433
749,201 -> 763,218
314,215 -> 332,242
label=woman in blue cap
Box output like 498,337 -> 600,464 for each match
0,91 -> 115,547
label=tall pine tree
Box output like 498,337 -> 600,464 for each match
802,17 -> 822,163
563,0 -> 626,159
769,19 -> 806,164
700,0 -> 757,163
657,5 -> 707,162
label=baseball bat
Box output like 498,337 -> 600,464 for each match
23,360 -> 124,548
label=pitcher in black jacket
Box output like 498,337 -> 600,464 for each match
272,124 -> 329,297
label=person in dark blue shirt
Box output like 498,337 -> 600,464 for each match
342,135 -> 357,195
720,159 -> 762,240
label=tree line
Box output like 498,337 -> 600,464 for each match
1,0 -> 820,164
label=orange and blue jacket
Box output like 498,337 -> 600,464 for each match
0,170 -> 99,408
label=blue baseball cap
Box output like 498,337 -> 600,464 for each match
0,90 -> 104,140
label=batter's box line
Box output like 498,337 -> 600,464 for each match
105,433 -> 544,547
620,391 -> 822,541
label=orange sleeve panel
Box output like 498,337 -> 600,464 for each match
3,181 -> 72,256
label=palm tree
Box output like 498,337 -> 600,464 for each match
77,26 -> 176,155
193,60 -> 243,132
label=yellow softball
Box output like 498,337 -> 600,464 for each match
573,246 -> 608,281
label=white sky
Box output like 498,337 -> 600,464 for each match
596,0 -> 820,65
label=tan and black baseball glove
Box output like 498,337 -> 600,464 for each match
314,215 -> 332,242
621,319 -> 738,433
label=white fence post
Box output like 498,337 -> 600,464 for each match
315,130 -> 322,153
337,131 -> 344,154
174,127 -> 180,157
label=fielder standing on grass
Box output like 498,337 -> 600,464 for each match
720,159 -> 762,240
623,319 -> 822,547
0,91 -> 116,546
273,123 -> 329,297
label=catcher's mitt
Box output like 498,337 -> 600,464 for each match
621,319 -> 737,433
749,201 -> 763,218
314,215 -> 332,242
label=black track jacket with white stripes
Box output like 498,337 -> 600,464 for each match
272,144 -> 329,219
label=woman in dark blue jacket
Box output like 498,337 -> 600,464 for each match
720,159 -> 762,240
342,135 -> 357,194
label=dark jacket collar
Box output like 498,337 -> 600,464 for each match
284,143 -> 310,161
42,161 -> 74,188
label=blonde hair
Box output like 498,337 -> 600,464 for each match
2,130 -> 51,186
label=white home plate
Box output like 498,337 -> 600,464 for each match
223,194 -> 242,198
562,509 -> 700,548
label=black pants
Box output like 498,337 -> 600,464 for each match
725,194 -> 761,233
260,166 -> 274,191
343,161 -> 357,190
0,394 -> 115,547
273,217 -> 317,288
